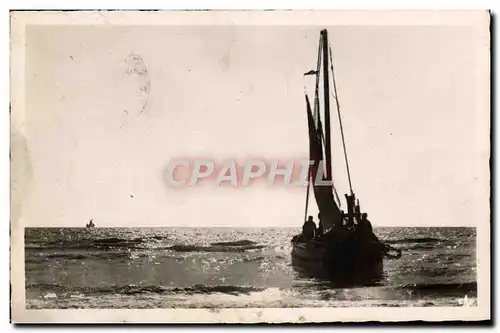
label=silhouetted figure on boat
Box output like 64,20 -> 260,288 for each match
316,213 -> 324,236
302,216 -> 316,240
357,213 -> 376,241
354,199 -> 362,225
344,193 -> 357,227
360,213 -> 372,230
340,210 -> 354,230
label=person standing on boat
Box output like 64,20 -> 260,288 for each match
358,213 -> 376,241
359,213 -> 371,229
340,210 -> 349,230
302,216 -> 316,240
355,199 -> 362,225
345,193 -> 356,228
316,213 -> 323,236
340,206 -> 354,230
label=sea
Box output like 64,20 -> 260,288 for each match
24,227 -> 477,309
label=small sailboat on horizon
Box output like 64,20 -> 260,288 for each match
86,219 -> 95,228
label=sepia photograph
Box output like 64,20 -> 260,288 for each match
10,10 -> 490,323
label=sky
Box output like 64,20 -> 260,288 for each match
13,14 -> 490,227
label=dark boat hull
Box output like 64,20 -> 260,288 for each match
291,233 -> 384,286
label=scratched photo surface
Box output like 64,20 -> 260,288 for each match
11,11 -> 490,322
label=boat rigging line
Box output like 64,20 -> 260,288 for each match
329,43 -> 354,196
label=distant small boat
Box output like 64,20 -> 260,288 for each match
86,219 -> 95,228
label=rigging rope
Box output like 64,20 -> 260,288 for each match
328,43 -> 354,195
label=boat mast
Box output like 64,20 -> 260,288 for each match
320,30 -> 333,182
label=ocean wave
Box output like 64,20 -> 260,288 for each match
210,240 -> 257,246
25,236 -> 169,251
26,283 -> 265,296
167,244 -> 265,253
25,237 -> 263,253
398,282 -> 477,294
401,243 -> 440,250
27,252 -> 135,261
243,256 -> 265,262
384,237 -> 444,244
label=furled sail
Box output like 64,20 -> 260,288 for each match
305,95 -> 343,231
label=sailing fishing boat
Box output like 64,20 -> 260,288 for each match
291,29 -> 400,285
86,219 -> 95,228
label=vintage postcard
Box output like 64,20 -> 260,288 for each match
10,10 -> 490,323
